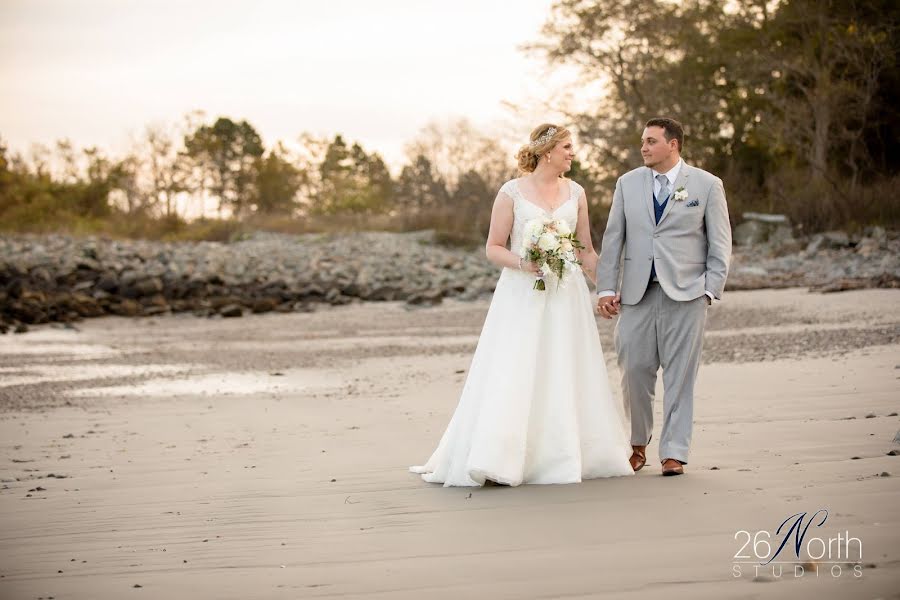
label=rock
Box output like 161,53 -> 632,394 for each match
367,284 -> 400,301
134,277 -> 164,297
856,237 -> 880,257
119,269 -> 140,288
144,294 -> 168,308
219,304 -> 243,318
251,298 -> 277,314
292,301 -> 315,313
69,294 -> 104,318
110,299 -> 141,317
806,234 -> 826,255
734,213 -> 793,246
1,229 -> 893,327
815,279 -> 871,293
407,288 -> 444,306
822,231 -> 852,248
95,273 -> 118,293
732,221 -> 764,246
868,226 -> 887,242
6,277 -> 25,299
274,302 -> 294,313
735,266 -> 768,277
209,296 -> 241,310
768,225 -> 795,246
29,266 -> 53,286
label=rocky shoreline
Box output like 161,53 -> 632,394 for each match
1,229 -> 898,332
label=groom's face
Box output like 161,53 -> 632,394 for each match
641,126 -> 677,169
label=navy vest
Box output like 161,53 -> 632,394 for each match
649,190 -> 669,282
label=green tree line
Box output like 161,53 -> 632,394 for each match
532,0 -> 900,233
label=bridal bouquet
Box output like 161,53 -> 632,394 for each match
520,218 -> 585,290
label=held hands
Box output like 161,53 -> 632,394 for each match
595,294 -> 621,319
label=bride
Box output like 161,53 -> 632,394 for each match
409,124 -> 634,487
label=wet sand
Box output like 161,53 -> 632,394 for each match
1,288 -> 899,599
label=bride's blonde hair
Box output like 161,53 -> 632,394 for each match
516,123 -> 571,174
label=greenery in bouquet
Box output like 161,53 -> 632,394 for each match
520,218 -> 585,291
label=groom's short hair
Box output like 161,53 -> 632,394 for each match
645,117 -> 684,152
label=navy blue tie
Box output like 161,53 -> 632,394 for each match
649,174 -> 669,283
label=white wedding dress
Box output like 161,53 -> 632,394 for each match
409,178 -> 634,487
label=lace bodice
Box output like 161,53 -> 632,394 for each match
500,178 -> 583,255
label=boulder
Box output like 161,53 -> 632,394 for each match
734,213 -> 793,246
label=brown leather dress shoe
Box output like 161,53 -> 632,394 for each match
661,458 -> 685,476
629,446 -> 647,472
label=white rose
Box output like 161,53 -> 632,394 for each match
555,220 -> 572,235
524,219 -> 543,239
537,232 -> 559,252
560,239 -> 573,253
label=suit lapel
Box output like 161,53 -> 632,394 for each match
657,162 -> 690,227
642,168 -> 655,225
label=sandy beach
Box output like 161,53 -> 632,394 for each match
1,288 -> 899,599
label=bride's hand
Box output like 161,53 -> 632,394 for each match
519,258 -> 541,274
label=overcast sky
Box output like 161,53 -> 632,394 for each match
0,0 -> 563,167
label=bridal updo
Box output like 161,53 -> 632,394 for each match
516,123 -> 571,173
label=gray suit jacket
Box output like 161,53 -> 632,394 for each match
596,162 -> 732,305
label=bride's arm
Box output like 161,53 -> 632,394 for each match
485,191 -> 533,271
574,190 -> 599,285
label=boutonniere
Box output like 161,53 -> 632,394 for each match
673,187 -> 689,202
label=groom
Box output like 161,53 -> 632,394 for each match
595,117 -> 731,476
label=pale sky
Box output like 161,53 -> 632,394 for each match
0,0 -> 564,167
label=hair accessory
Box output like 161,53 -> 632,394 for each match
529,127 -> 557,148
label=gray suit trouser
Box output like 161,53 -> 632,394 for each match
614,282 -> 708,464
